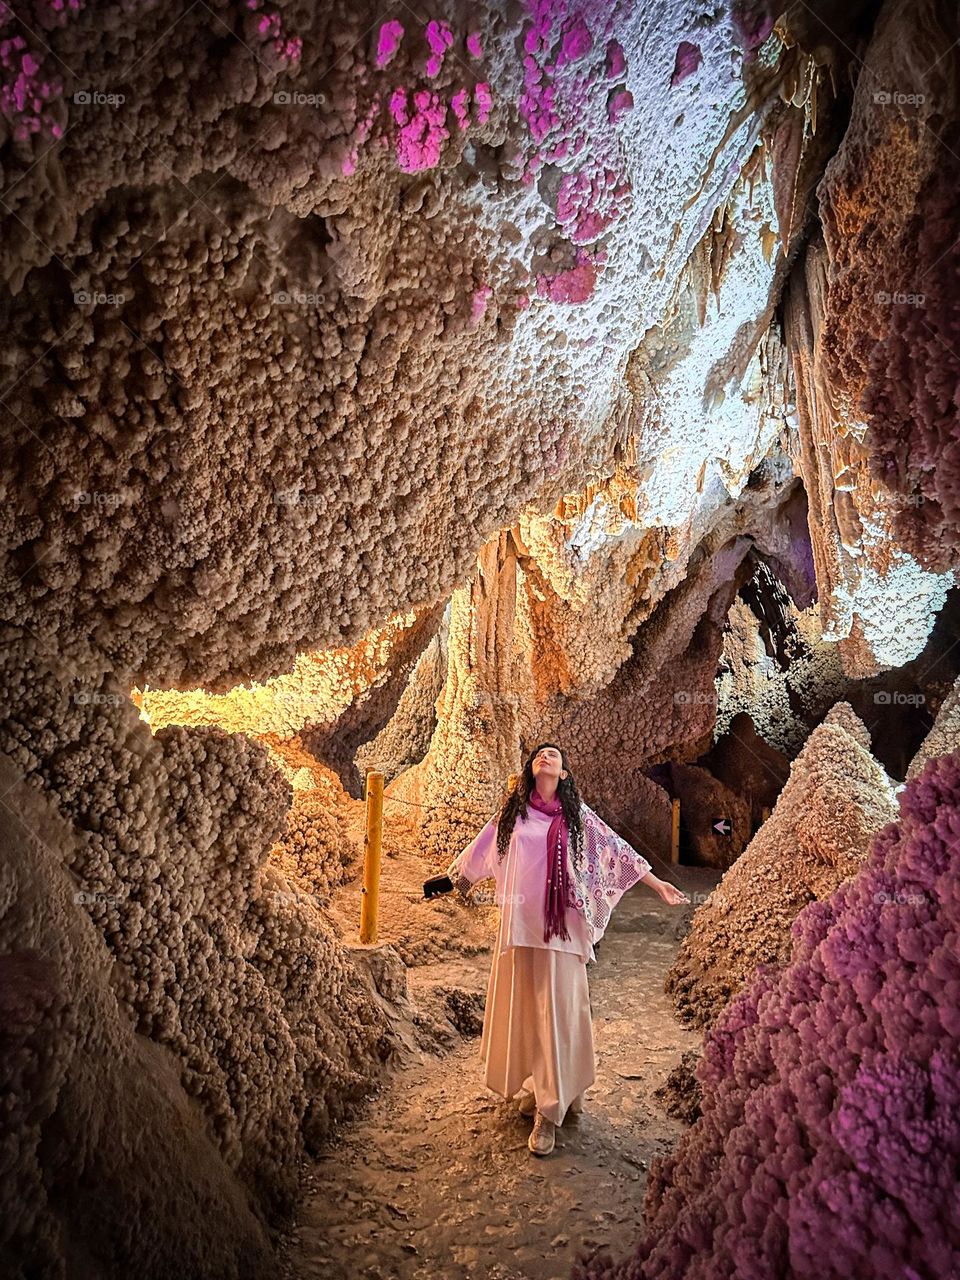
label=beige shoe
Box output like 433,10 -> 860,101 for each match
518,1089 -> 537,1118
566,1092 -> 584,1118
528,1111 -> 556,1156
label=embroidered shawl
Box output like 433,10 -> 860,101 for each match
569,802 -> 653,943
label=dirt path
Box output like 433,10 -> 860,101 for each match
278,865 -> 717,1280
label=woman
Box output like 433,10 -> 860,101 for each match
426,742 -> 690,1156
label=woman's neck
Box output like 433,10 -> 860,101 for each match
534,780 -> 558,803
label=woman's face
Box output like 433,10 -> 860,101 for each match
531,745 -> 567,783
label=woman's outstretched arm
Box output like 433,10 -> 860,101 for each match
579,802 -> 690,915
443,814 -> 499,899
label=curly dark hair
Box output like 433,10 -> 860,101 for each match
495,742 -> 584,864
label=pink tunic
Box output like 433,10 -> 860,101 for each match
445,807 -> 597,964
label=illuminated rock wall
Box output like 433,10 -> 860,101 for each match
0,0 -> 796,692
784,236 -> 954,678
0,639 -> 394,1273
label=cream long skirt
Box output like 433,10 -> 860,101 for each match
479,943 -> 596,1125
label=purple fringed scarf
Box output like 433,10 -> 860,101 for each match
527,787 -> 574,942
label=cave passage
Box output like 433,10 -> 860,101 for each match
3,1 -> 960,1279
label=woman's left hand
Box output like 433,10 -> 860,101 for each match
658,881 -> 690,906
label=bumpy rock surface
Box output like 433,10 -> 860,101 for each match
907,673 -> 960,782
0,752 -> 275,1279
577,745 -> 960,1280
2,1 -> 960,1276
0,640 -> 394,1245
0,0 -> 805,692
666,702 -> 898,1028
820,0 -> 960,577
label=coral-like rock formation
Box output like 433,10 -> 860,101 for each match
0,640 -> 394,1228
578,745 -> 960,1280
715,591 -> 849,757
907,673 -> 960,783
3,0 -> 960,1273
820,0 -> 960,576
0,753 -> 274,1279
785,233 -> 955,678
0,0 -> 807,692
666,702 -> 897,1027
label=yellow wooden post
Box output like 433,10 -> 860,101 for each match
671,797 -> 680,865
359,770 -> 384,944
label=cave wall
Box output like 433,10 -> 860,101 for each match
0,754 -> 275,1279
580,743 -> 960,1280
666,701 -> 897,1027
2,0 -> 960,1275
0,639 -> 395,1272
1,0 -> 801,691
818,0 -> 960,575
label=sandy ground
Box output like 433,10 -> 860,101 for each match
277,860 -> 719,1280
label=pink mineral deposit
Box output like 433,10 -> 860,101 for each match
670,40 -> 702,86
424,20 -> 453,78
470,283 -> 493,324
732,2 -> 776,55
535,249 -> 600,304
474,81 -> 492,124
389,86 -> 449,172
559,17 -> 592,65
466,31 -> 483,59
245,0 -> 301,66
376,19 -> 404,68
605,38 -> 626,79
556,166 -> 629,243
451,87 -> 470,129
0,25 -> 65,140
607,89 -> 633,123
